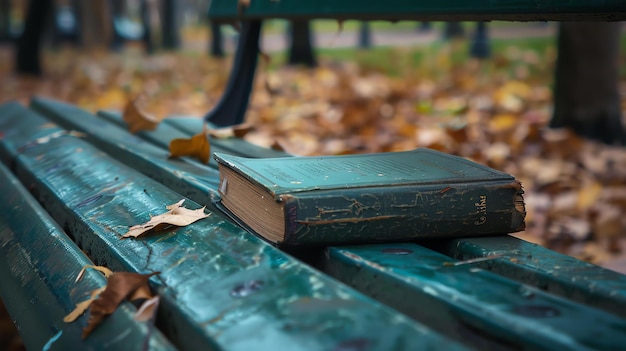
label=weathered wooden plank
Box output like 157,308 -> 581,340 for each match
209,0 -> 626,21
0,102 -> 466,351
425,236 -> 626,318
0,101 -> 64,168
0,162 -> 176,351
324,243 -> 626,350
28,98 -> 221,207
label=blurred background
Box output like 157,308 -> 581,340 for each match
1,1 -> 626,349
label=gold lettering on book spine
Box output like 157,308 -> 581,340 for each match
474,195 -> 487,225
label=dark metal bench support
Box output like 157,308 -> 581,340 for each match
204,20 -> 261,126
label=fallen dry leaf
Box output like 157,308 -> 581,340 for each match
123,98 -> 160,133
63,286 -> 107,323
169,125 -> 211,164
577,181 -> 603,211
123,199 -> 210,238
75,265 -> 114,283
82,272 -> 159,338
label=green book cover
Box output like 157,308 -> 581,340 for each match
214,148 -> 525,246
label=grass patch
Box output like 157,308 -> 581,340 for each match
267,35 -> 558,79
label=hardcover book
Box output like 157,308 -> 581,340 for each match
214,148 -> 525,246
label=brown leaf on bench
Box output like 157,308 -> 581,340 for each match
82,272 -> 159,338
169,125 -> 211,164
122,199 -> 210,238
123,98 -> 160,133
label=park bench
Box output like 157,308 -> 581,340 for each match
2,98 -> 626,350
3,2 -> 626,350
204,0 -> 626,126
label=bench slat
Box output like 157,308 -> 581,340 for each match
28,99 -> 221,208
0,162 -> 176,351
0,101 -> 65,168
425,236 -> 626,318
0,101 -> 466,351
209,0 -> 626,21
324,243 -> 626,350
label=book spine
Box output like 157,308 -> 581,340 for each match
281,180 -> 525,246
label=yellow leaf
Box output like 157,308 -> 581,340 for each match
122,199 -> 210,238
489,114 -> 518,133
169,125 -> 211,164
122,98 -> 160,133
577,181 -> 603,211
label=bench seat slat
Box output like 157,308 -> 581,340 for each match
209,0 -> 626,21
28,99 -> 221,208
426,236 -> 626,318
0,101 -> 466,351
324,243 -> 626,350
0,101 -> 65,167
0,162 -> 176,351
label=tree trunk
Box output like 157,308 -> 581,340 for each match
161,0 -> 180,49
469,22 -> 490,59
288,20 -> 316,67
0,0 -> 10,42
550,23 -> 625,144
78,0 -> 111,50
358,22 -> 371,49
15,0 -> 52,76
443,22 -> 464,39
209,20 -> 224,57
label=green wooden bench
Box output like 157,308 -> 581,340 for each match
2,98 -> 626,350
203,0 -> 626,126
